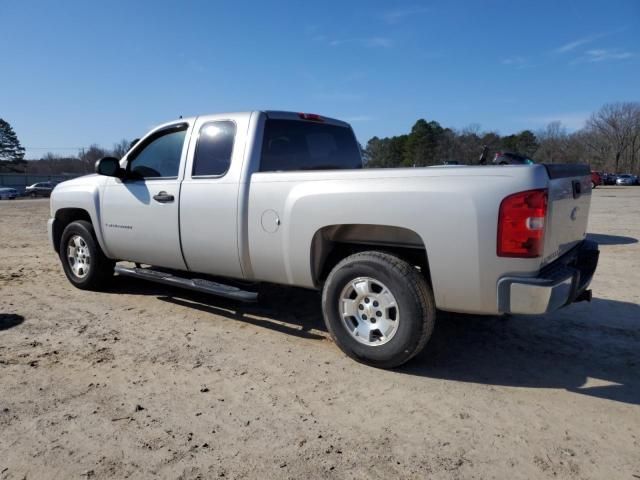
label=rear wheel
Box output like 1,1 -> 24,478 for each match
59,220 -> 114,290
321,251 -> 435,368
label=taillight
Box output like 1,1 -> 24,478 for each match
298,113 -> 324,122
497,189 -> 547,258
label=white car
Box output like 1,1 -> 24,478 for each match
0,187 -> 18,200
616,174 -> 636,186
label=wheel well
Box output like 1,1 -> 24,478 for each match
53,208 -> 92,252
310,224 -> 430,287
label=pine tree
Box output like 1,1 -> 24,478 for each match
0,118 -> 26,162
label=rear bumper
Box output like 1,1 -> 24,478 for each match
497,240 -> 599,315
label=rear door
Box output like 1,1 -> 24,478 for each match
541,164 -> 592,266
101,122 -> 192,269
179,114 -> 251,279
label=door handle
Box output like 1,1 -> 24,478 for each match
153,191 -> 174,203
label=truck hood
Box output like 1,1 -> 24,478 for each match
54,174 -> 104,190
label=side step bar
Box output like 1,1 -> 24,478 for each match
114,265 -> 258,303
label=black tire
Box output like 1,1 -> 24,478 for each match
321,251 -> 436,368
59,220 -> 114,290
591,181 -> 596,189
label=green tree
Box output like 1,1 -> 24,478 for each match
501,130 -> 539,157
0,118 -> 26,162
403,119 -> 445,166
363,136 -> 385,167
364,135 -> 407,168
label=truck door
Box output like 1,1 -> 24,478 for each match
178,116 -> 246,279
101,122 -> 192,270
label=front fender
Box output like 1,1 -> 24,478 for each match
50,175 -> 112,258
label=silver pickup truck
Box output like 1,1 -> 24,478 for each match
48,111 -> 599,367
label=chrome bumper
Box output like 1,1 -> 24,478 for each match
498,240 -> 599,315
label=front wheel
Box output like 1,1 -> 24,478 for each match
322,251 -> 436,368
59,220 -> 114,290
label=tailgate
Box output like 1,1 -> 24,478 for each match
541,164 -> 592,266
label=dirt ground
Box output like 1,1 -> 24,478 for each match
1,187 -> 639,480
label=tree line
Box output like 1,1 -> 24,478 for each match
0,134 -> 130,175
2,101 -> 640,175
363,102 -> 640,174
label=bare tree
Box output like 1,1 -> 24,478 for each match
111,139 -> 131,159
628,106 -> 640,173
585,102 -> 640,173
452,124 -> 483,164
79,144 -> 107,174
535,121 -> 568,164
565,130 -> 593,166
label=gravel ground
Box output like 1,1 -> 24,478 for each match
1,187 -> 639,479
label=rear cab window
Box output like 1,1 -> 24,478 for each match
260,119 -> 362,172
192,121 -> 236,177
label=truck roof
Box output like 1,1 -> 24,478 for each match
152,111 -> 351,132
263,111 -> 350,128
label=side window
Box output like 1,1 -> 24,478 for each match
192,121 -> 236,176
128,127 -> 187,179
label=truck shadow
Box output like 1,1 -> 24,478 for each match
403,298 -> 640,405
109,277 -> 327,341
107,279 -> 640,405
586,233 -> 638,245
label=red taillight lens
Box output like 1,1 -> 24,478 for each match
497,189 -> 548,258
298,113 -> 324,122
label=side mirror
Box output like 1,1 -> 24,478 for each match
95,157 -> 123,178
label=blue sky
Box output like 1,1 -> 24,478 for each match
1,0 -> 638,159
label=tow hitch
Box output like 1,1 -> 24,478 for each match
575,289 -> 592,303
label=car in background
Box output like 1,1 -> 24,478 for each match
616,174 -> 636,186
590,171 -> 601,189
25,182 -> 55,197
492,151 -> 535,165
0,187 -> 18,200
601,173 -> 617,185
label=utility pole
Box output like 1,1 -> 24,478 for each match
80,148 -> 86,174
